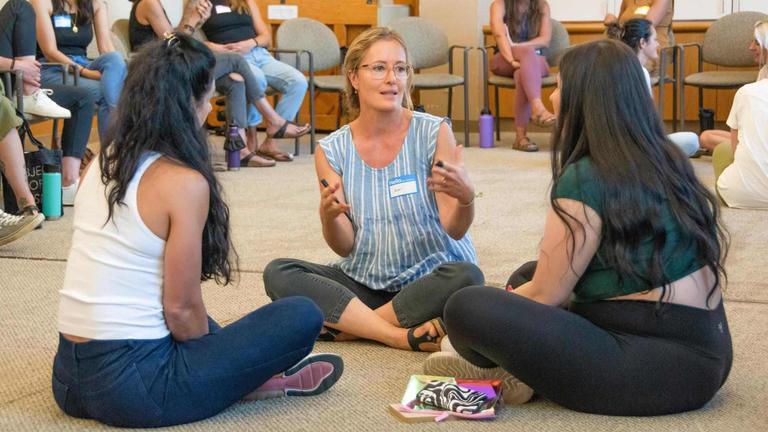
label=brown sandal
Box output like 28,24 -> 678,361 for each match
407,318 -> 447,352
531,110 -> 556,128
267,120 -> 310,139
513,136 -> 539,152
255,148 -> 294,162
240,151 -> 276,167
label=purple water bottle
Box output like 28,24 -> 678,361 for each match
223,124 -> 243,171
479,108 -> 494,149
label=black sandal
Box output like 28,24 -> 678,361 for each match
317,326 -> 340,342
407,318 -> 447,352
268,120 -> 310,139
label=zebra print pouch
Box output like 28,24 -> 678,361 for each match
416,380 -> 488,414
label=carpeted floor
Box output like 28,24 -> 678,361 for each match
1,132 -> 766,431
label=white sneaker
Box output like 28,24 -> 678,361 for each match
0,209 -> 44,247
62,180 -> 79,206
423,351 -> 534,405
22,89 -> 71,119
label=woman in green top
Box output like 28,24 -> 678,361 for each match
422,39 -> 732,415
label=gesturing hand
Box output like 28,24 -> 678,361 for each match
319,181 -> 352,224
427,145 -> 474,206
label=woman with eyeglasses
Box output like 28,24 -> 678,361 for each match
263,27 -> 483,353
51,34 -> 343,428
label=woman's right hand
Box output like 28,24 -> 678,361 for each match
604,13 -> 618,26
183,0 -> 212,28
13,58 -> 41,88
319,181 -> 351,224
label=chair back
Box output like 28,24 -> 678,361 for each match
544,19 -> 570,66
112,19 -> 131,54
276,18 -> 341,72
87,31 -> 128,60
389,17 -> 449,70
703,12 -> 768,67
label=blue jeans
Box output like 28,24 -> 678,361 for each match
41,51 -> 126,142
243,47 -> 308,127
52,297 -> 323,428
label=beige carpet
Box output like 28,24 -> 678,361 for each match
1,132 -> 767,431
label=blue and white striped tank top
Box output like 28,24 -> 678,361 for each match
319,111 -> 477,291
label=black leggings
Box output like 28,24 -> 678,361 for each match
0,0 -> 94,158
444,263 -> 733,416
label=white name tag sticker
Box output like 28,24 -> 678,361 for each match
267,5 -> 299,20
53,15 -> 72,28
634,6 -> 651,16
388,174 -> 418,199
215,5 -> 232,14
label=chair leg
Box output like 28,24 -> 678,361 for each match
447,87 -> 453,119
336,92 -> 342,129
698,87 -> 704,132
51,120 -> 60,149
309,80 -> 317,155
494,85 -> 501,141
463,83 -> 470,147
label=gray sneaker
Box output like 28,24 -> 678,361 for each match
0,209 -> 44,246
423,351 -> 534,405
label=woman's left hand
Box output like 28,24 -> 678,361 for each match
427,145 -> 474,206
223,40 -> 255,53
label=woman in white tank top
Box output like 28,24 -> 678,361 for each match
52,34 -> 342,428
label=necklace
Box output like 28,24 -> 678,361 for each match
72,10 -> 78,33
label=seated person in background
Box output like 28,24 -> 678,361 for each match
32,0 -> 127,143
608,18 -> 700,157
604,0 -> 674,72
201,0 -> 309,162
711,22 -> 768,209
52,34 -> 342,428
0,0 -> 69,118
423,40 -> 732,415
263,27 -> 484,352
489,0 -> 556,152
0,87 -> 45,246
701,20 -> 768,153
2,0 -> 97,206
129,0 -> 309,167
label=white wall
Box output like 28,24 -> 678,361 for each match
106,0 -> 184,26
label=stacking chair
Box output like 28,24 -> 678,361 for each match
388,17 -> 472,147
652,45 -> 681,131
111,19 -> 132,59
479,18 -> 569,141
276,18 -> 345,154
679,11 -> 768,130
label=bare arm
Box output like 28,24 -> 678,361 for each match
490,0 -> 517,65
730,129 -> 739,154
644,0 -> 672,26
315,147 -> 355,256
247,0 -> 272,48
161,167 -> 210,342
92,0 -> 115,54
137,0 -> 174,37
427,122 -> 474,240
513,199 -> 602,307
31,0 -> 77,66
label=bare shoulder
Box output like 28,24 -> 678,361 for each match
145,158 -> 210,210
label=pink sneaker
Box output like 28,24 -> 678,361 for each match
246,353 -> 344,400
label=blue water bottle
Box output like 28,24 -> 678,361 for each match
42,164 -> 62,220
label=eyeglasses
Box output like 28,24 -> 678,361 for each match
358,62 -> 412,80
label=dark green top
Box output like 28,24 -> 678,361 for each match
554,157 -> 704,303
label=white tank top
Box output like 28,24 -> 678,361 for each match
58,152 -> 170,340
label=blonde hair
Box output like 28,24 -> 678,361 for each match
755,20 -> 768,67
343,27 -> 413,119
226,0 -> 249,14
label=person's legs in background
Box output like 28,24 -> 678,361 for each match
46,83 -> 97,204
668,131 -> 700,157
80,52 -> 127,141
700,129 -> 731,152
0,0 -> 70,118
510,47 -> 551,152
243,47 -> 308,159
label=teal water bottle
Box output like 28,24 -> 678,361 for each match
42,164 -> 62,220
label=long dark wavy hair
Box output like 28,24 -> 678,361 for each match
550,39 -> 728,307
606,18 -> 653,52
101,33 -> 236,284
52,0 -> 93,25
504,0 -> 543,40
